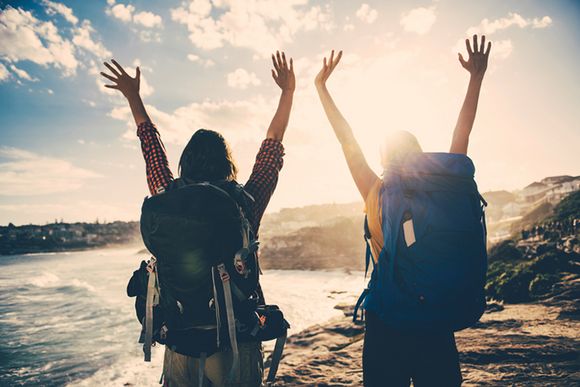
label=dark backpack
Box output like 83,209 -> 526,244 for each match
354,153 -> 488,332
127,179 -> 288,384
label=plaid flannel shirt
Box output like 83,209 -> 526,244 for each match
136,121 -> 284,235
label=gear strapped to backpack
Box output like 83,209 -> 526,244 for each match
126,179 -> 289,386
353,153 -> 488,332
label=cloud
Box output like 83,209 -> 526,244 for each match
400,5 -> 436,35
106,1 -> 163,29
170,0 -> 334,56
226,68 -> 261,89
0,147 -> 101,196
0,6 -> 78,76
0,62 -> 9,81
72,20 -> 112,60
454,13 -> 552,61
9,64 -> 36,81
110,97 -> 275,146
107,3 -> 135,22
466,13 -> 552,35
41,0 -> 78,25
491,39 -> 513,60
356,4 -> 378,24
187,53 -> 215,67
133,11 -> 163,28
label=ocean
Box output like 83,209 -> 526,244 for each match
0,247 -> 364,386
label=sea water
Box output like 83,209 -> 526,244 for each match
0,248 -> 364,386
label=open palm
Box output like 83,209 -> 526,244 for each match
459,35 -> 491,79
100,59 -> 140,99
315,50 -> 343,87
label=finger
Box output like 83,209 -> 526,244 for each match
334,50 -> 343,67
465,39 -> 473,57
104,62 -> 120,77
485,41 -> 492,56
323,56 -> 327,69
473,35 -> 479,54
136,66 -> 141,80
480,35 -> 486,53
329,50 -> 334,66
271,54 -> 280,72
271,69 -> 277,81
281,52 -> 288,70
276,51 -> 282,69
100,72 -> 117,82
104,84 -> 119,89
289,57 -> 293,72
111,59 -> 127,75
458,53 -> 467,67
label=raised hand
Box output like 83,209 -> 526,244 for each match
315,50 -> 342,88
271,51 -> 295,92
458,35 -> 491,79
100,59 -> 140,99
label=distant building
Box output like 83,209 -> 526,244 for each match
519,182 -> 551,203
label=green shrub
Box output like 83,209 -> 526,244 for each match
488,240 -> 523,262
529,274 -> 559,299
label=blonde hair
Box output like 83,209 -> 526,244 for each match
380,130 -> 423,169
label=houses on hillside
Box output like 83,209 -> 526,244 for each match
485,175 -> 580,242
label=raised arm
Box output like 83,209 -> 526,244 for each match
266,51 -> 295,142
315,50 -> 378,200
101,60 -> 173,195
450,34 -> 491,155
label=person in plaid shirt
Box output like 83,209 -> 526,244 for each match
101,52 -> 295,386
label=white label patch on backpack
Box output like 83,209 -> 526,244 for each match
403,219 -> 416,247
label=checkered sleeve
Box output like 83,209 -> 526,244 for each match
136,121 -> 174,195
244,139 -> 285,234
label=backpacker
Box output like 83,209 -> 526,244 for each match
353,153 -> 488,332
127,179 -> 289,385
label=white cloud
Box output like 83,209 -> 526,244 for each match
356,4 -> 378,24
42,0 -> 78,25
110,97 -> 274,146
187,53 -> 215,67
0,6 -> 78,76
9,64 -> 36,81
106,1 -> 163,34
467,13 -> 552,35
108,3 -> 135,23
400,6 -> 436,35
0,62 -> 9,81
491,39 -> 513,60
171,0 -> 335,56
72,20 -> 112,60
133,11 -> 163,28
0,147 -> 100,196
226,68 -> 261,89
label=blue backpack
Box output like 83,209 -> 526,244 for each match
354,153 -> 488,332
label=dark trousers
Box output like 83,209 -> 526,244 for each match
363,311 -> 462,387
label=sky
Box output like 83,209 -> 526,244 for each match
0,0 -> 579,225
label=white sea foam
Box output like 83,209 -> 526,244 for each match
2,248 -> 365,386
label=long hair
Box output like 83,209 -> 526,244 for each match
380,130 -> 423,169
178,129 -> 238,182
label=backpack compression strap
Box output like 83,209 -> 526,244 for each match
265,333 -> 287,386
353,216 -> 376,323
144,257 -> 160,362
217,263 -> 240,382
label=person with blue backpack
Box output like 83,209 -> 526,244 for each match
315,35 -> 492,386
